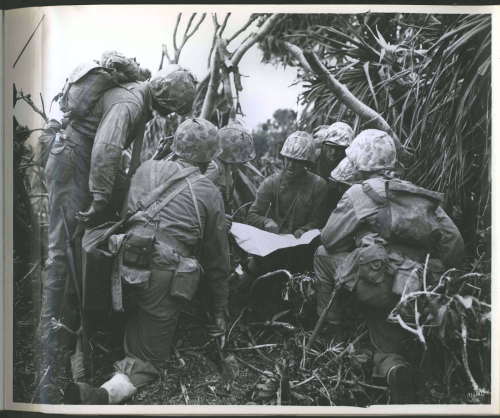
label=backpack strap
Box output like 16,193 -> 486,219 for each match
186,177 -> 203,235
147,173 -> 204,221
135,166 -> 198,212
362,182 -> 386,205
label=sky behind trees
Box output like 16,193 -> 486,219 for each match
9,6 -> 303,136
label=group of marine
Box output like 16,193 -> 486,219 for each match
35,50 -> 464,405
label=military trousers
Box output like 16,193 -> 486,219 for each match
112,268 -> 183,388
314,245 -> 409,378
38,138 -> 93,341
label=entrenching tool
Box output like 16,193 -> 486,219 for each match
61,208 -> 92,380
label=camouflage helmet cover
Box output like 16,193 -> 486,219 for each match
323,122 -> 354,148
100,50 -> 140,82
346,129 -> 396,171
172,117 -> 221,163
218,122 -> 256,164
280,131 -> 316,163
149,64 -> 197,116
330,157 -> 356,186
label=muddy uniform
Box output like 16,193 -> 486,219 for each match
111,158 -> 230,387
315,176 -> 464,378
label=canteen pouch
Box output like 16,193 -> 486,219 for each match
391,258 -> 422,296
170,257 -> 202,302
357,244 -> 387,284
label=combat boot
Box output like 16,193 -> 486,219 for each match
387,365 -> 415,404
236,257 -> 260,293
64,382 -> 109,405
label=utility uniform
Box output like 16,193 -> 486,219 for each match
40,79 -> 151,340
110,158 -> 230,387
38,63 -> 197,343
314,130 -> 464,388
245,168 -> 328,275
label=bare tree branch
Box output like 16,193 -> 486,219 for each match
281,41 -> 312,73
228,14 -> 258,44
18,92 -> 48,124
219,13 -> 231,37
207,14 -> 221,68
174,13 -> 207,64
200,40 -> 221,120
303,50 -> 404,152
173,13 -> 182,52
231,13 -> 282,68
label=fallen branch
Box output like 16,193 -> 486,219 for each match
233,354 -> 274,377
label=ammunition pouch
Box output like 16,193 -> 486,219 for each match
119,231 -> 155,290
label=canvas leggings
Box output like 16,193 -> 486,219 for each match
314,245 -> 409,378
110,268 -> 183,388
37,138 -> 93,344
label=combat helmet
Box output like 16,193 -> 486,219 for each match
323,122 -> 354,148
171,117 -> 221,163
280,131 -> 316,163
330,157 -> 356,186
218,122 -> 256,164
346,129 -> 396,171
149,64 -> 197,116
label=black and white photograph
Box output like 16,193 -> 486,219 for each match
4,4 -> 498,414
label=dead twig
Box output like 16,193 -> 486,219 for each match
227,343 -> 281,351
247,321 -> 296,332
228,14 -> 258,44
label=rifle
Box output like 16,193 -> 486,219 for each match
61,207 -> 92,380
305,281 -> 341,351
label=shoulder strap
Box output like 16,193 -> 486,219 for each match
147,173 -> 204,220
186,177 -> 203,234
362,182 -> 386,205
135,166 -> 198,212
70,69 -> 118,120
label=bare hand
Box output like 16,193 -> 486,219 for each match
77,204 -> 98,223
264,219 -> 279,234
225,214 -> 233,231
207,314 -> 227,348
294,229 -> 305,239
